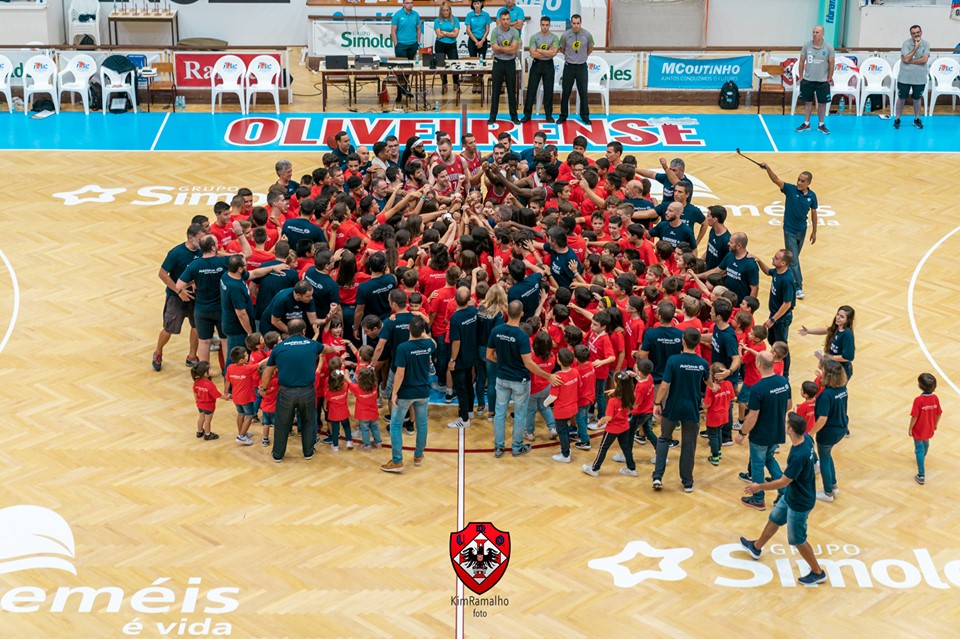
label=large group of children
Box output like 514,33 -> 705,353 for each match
176,129 -> 942,488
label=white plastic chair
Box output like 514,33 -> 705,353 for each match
534,56 -> 563,116
59,54 -> 97,115
246,55 -> 281,114
858,56 -> 895,116
0,55 -> 13,113
211,55 -> 247,114
23,55 -> 59,116
101,66 -> 137,114
67,0 -> 101,45
575,55 -> 610,116
829,56 -> 862,115
926,57 -> 960,116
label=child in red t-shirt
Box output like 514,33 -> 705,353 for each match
545,348 -> 581,463
349,367 -> 382,451
191,362 -> 222,441
737,324 -> 769,428
257,361 -> 279,447
583,372 -> 637,477
573,345 -> 596,450
796,381 -> 820,434
909,373 -> 942,485
225,346 -> 260,446
325,358 -> 353,452
587,311 -> 616,426
527,332 -> 558,441
704,363 -> 734,465
628,359 -> 658,452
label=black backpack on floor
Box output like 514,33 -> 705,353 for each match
719,80 -> 740,110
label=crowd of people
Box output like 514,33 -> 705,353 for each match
153,127 -> 945,583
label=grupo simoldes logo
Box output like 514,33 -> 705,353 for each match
0,505 -> 240,635
591,540 -> 960,590
53,185 -> 266,208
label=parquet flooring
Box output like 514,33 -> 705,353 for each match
0,147 -> 958,638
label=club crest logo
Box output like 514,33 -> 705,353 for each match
450,522 -> 510,594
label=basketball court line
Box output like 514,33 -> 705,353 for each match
0,248 -> 20,355
908,224 -> 960,398
150,112 -> 171,152
757,114 -> 779,153
455,425 -> 465,639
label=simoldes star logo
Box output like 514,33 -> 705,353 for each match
588,541 -> 693,588
450,522 -> 510,595
52,184 -> 127,206
0,505 -> 76,575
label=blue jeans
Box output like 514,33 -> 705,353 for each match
358,419 -> 382,446
594,374 -> 608,421
484,357 -> 498,413
749,441 -> 783,503
329,419 -> 353,446
768,312 -> 792,377
783,229 -> 806,290
817,441 -> 837,493
526,386 -> 556,435
575,406 -> 591,443
389,396 -> 428,464
494,378 -> 530,452
768,497 -> 810,545
914,439 -> 930,476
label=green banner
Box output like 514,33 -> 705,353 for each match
818,0 -> 844,47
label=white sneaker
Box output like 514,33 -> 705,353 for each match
582,464 -> 599,477
732,420 -> 743,431
612,453 -> 626,463
816,491 -> 834,502
796,289 -> 805,299
447,419 -> 470,429
236,435 -> 254,446
331,445 -> 340,453
548,429 -> 557,440
619,468 -> 639,477
552,453 -> 571,463
587,421 -> 601,430
211,335 -> 221,351
346,440 -> 354,449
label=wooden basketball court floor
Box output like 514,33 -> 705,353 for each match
1,138 -> 959,638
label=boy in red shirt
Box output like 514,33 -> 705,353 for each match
257,361 -> 279,447
325,360 -> 353,452
191,362 -> 222,440
428,267 -> 460,401
573,345 -> 596,451
545,349 -> 582,463
225,347 -> 259,446
737,324 -> 769,429
582,372 -> 637,477
909,373 -> 942,485
796,381 -> 819,434
704,362 -> 734,465
587,310 -> 616,427
349,367 -> 382,451
628,359 -> 657,450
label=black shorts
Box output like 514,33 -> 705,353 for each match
162,295 -> 195,334
897,82 -> 925,100
194,309 -> 224,341
799,79 -> 830,104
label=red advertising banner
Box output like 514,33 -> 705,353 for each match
173,52 -> 283,88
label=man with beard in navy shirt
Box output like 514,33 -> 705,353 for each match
759,163 -> 818,300
752,248 -> 797,376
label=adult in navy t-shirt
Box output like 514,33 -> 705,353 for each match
544,245 -> 581,290
661,351 -> 709,423
282,217 -> 327,246
639,325 -> 683,383
302,264 -> 340,319
379,311 -> 414,372
395,337 -> 436,400
717,251 -> 759,303
746,374 -> 791,447
828,330 -> 855,379
449,306 -> 479,369
783,433 -> 817,512
706,226 -> 731,271
356,273 -> 397,320
649,219 -> 697,249
161,242 -> 201,299
488,323 -> 531,382
220,271 -> 254,337
253,260 -> 300,323
508,271 -> 542,322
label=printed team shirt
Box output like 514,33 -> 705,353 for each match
193,378 -> 221,411
530,31 -> 559,54
898,38 -> 930,85
491,26 -> 520,61
910,393 -> 941,440
799,39 -> 835,82
549,368 -> 581,420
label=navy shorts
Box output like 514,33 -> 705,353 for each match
897,82 -> 924,100
799,79 -> 830,104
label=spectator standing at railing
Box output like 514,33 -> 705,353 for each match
894,25 -> 929,130
795,25 -> 835,136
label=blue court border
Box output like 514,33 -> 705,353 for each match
1,111 -> 958,153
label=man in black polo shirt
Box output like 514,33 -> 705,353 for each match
737,351 -> 791,511
739,412 -> 826,587
301,249 -> 341,322
281,196 -> 327,246
649,202 -> 697,253
259,319 -> 336,462
652,328 -> 709,493
696,232 -> 758,304
354,252 -> 397,336
506,259 -> 546,321
153,222 -> 203,371
381,316 -> 436,473
638,301 -> 684,387
752,248 -> 797,376
447,287 -> 478,429
265,281 -> 322,337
